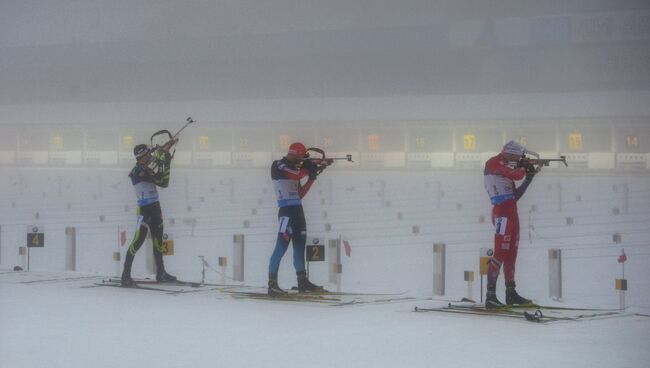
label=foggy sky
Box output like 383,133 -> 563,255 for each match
1,1 -> 649,123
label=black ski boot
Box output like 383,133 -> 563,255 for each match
297,271 -> 324,293
121,275 -> 136,287
485,289 -> 505,309
121,255 -> 136,287
156,271 -> 177,283
505,282 -> 532,306
268,274 -> 286,297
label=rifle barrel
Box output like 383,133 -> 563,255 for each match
531,157 -> 568,167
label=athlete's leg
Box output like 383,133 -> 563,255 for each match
122,210 -> 148,281
502,213 -> 520,284
292,228 -> 307,273
150,217 -> 166,276
291,206 -> 307,274
504,223 -> 530,304
487,210 -> 509,290
268,216 -> 292,275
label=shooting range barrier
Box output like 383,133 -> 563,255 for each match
616,279 -> 627,310
218,256 -> 228,284
548,249 -> 562,300
233,234 -> 245,282
328,238 -> 342,292
65,227 -> 76,271
433,243 -> 446,296
464,271 -> 474,301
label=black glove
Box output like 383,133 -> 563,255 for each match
525,163 -> 538,181
301,159 -> 315,171
301,160 -> 318,180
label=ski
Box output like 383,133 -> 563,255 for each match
224,285 -> 416,306
414,306 -> 541,322
91,281 -> 177,293
415,302 -> 622,323
510,303 -> 619,312
106,277 -> 202,288
90,279 -> 205,294
447,303 -> 557,322
414,305 -> 556,323
227,290 -> 342,304
330,296 -> 418,307
448,301 -> 620,313
430,297 -> 477,304
288,286 -> 408,297
105,277 -> 253,290
20,275 -> 104,284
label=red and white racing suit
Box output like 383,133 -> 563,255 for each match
268,157 -> 315,275
483,153 -> 531,287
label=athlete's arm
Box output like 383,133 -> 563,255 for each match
151,152 -> 172,188
279,163 -> 307,181
514,178 -> 532,201
487,157 -> 526,181
298,178 -> 315,198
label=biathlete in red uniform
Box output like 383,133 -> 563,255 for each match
483,140 -> 539,308
267,142 -> 327,296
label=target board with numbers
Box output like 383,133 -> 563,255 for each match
162,233 -> 174,256
27,233 -> 44,248
306,245 -> 325,262
27,226 -> 44,248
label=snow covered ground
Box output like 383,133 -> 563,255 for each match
1,168 -> 649,367
1,270 -> 649,368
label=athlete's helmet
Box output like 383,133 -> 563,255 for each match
133,144 -> 150,159
288,142 -> 307,157
502,140 -> 525,156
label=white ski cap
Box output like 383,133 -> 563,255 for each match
502,140 -> 525,156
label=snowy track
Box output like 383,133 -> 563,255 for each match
1,271 -> 649,368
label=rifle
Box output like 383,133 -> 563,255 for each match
148,117 -> 196,170
302,147 -> 354,175
519,150 -> 568,168
149,117 -> 196,156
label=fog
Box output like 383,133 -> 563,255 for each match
2,4 -> 650,367
1,1 -> 649,123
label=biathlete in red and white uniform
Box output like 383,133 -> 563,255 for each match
483,140 -> 538,308
267,142 -> 326,296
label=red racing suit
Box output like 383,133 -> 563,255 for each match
483,153 -> 532,286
